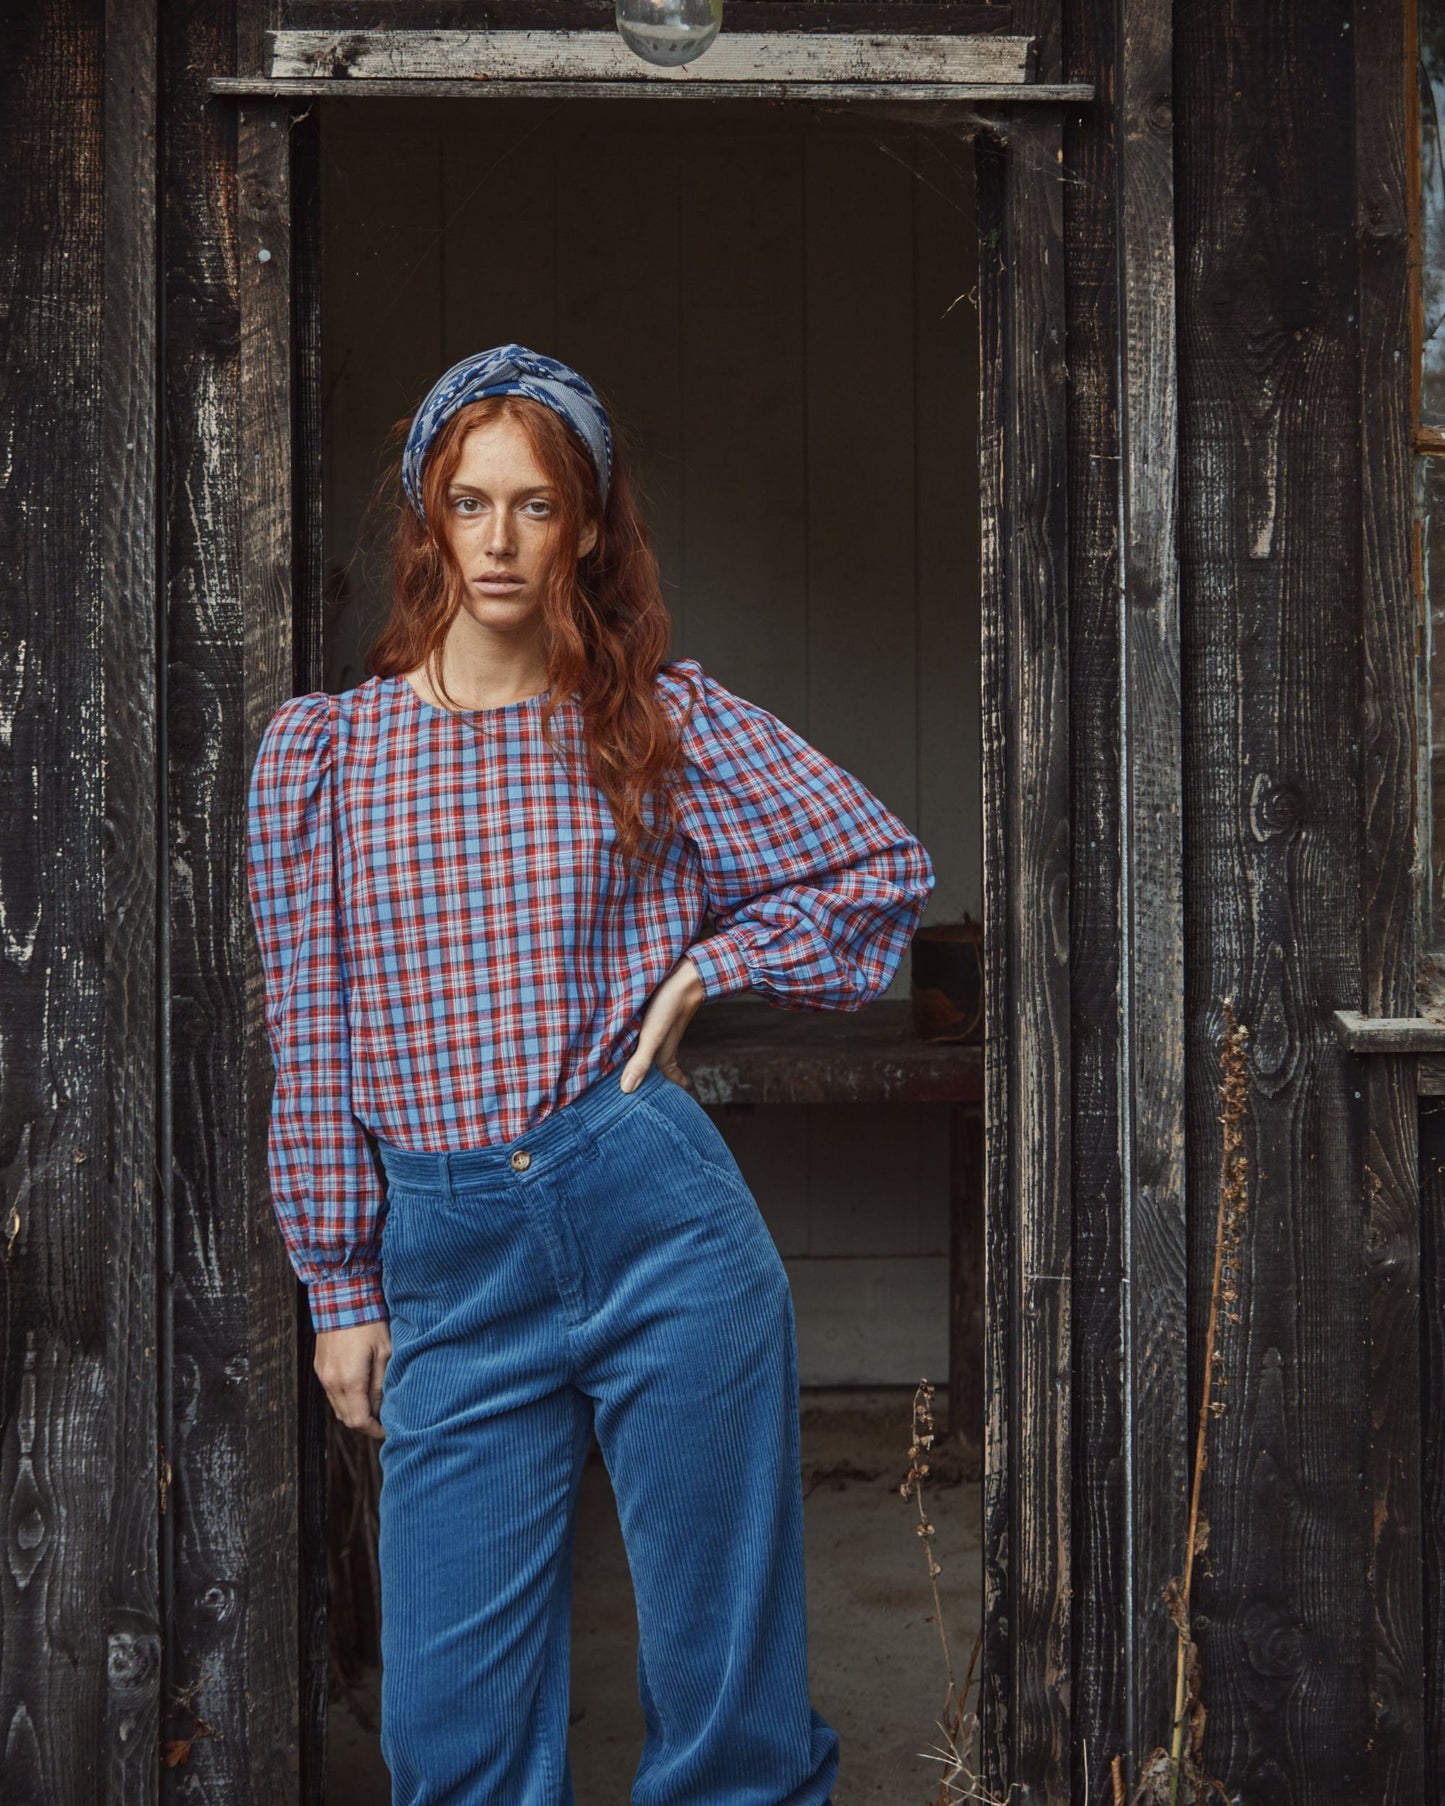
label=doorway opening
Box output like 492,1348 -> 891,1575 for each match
314,92 -> 983,1804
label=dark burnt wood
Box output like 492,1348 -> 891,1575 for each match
0,0 -> 164,1797
1061,0 -> 1127,1793
976,103 -> 1073,1796
1117,0 -> 1188,1779
102,0 -> 167,1791
1176,4 -> 1375,1800
1358,0 -> 1425,1794
239,98 -> 305,1803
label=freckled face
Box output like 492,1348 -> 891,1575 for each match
440,415 -> 599,634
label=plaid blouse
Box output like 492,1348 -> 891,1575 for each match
246,659 -> 936,1332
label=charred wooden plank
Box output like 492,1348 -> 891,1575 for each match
1356,0 -> 1424,1792
977,108 -> 1073,1796
1117,0 -> 1188,1779
239,97 -> 303,1804
101,0 -> 165,1790
1063,0 -> 1129,1789
1176,2 -> 1374,1795
0,0 -> 163,1796
161,1 -> 304,1793
976,128 -> 1012,1800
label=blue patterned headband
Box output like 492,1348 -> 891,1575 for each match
401,344 -> 613,521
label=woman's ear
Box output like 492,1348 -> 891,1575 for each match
577,517 -> 600,560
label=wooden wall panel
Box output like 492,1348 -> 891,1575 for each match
1116,0 -> 1188,1778
976,112 -> 1073,1800
161,4 -> 306,1796
0,0 -> 164,1799
1356,0 -> 1426,1797
1176,3 -> 1374,1799
1060,0 -> 1129,1794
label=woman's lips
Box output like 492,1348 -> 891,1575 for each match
474,574 -> 525,591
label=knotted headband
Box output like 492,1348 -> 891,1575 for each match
401,344 -> 614,521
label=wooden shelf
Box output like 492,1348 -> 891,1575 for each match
676,997 -> 982,1106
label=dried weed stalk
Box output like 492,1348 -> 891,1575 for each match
902,1380 -> 1014,1805
1129,1000 -> 1250,1806
908,1001 -> 1252,1806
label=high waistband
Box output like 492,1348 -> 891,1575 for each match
374,1060 -> 670,1196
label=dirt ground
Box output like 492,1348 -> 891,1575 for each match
327,1388 -> 983,1805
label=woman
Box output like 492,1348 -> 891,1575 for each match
247,344 -> 935,1806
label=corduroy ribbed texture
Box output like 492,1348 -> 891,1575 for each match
374,1059 -> 840,1806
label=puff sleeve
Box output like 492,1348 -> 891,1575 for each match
246,693 -> 388,1333
664,660 -> 936,1009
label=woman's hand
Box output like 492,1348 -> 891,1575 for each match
314,1319 -> 392,1441
619,955 -> 706,1092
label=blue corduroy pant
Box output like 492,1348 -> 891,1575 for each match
373,1060 -> 841,1806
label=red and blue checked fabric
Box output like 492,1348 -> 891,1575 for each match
246,658 -> 936,1332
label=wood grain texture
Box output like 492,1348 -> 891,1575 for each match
238,98 -> 303,1805
269,26 -> 1035,82
1333,1009 -> 1445,1051
214,73 -> 1095,100
160,2 -> 303,1793
280,0 -> 1018,29
102,0 -> 165,1793
977,110 -> 1073,1798
1357,0 -> 1425,1795
1117,0 -> 1188,1780
976,128 -> 1011,1799
1062,0 -> 1128,1790
0,0 -> 163,1799
1176,2 -> 1374,1797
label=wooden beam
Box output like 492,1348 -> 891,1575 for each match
1117,0 -> 1187,1782
1357,0 -> 1426,1787
267,24 -> 1034,82
978,114 -> 1073,1800
211,74 -> 1096,101
1063,0 -> 1130,1783
238,98 -> 303,1804
1333,1009 -> 1445,1052
0,0 -> 164,1794
1176,1 -> 1378,1795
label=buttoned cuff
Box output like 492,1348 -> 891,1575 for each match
306,1268 -> 390,1334
684,931 -> 754,1001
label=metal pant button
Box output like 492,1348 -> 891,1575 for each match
510,1149 -> 531,1171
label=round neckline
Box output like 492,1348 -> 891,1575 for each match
387,671 -> 550,718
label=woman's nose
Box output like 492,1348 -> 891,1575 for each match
483,511 -> 515,553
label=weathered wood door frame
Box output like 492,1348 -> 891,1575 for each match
218,70 -> 1083,1802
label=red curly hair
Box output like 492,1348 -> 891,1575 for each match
366,393 -> 699,872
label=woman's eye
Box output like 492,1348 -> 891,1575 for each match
454,497 -> 481,514
524,500 -> 551,517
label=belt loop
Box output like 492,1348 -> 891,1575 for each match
565,1101 -> 600,1162
439,1150 -> 456,1196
